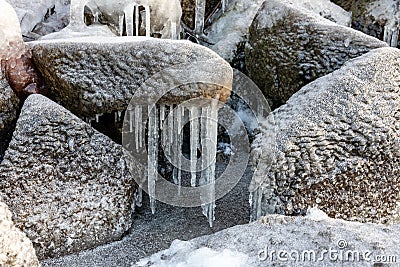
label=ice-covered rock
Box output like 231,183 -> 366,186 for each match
0,198 -> 40,267
0,94 -> 137,258
245,0 -> 387,107
29,37 -> 232,117
137,212 -> 400,267
206,0 -> 351,63
333,0 -> 400,47
250,47 -> 400,224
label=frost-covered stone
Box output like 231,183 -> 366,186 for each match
138,211 -> 400,267
246,0 -> 387,107
251,47 -> 400,224
0,94 -> 136,258
206,0 -> 351,63
29,37 -> 232,117
0,198 -> 40,267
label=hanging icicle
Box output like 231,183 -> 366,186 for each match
147,105 -> 158,214
189,106 -> 200,187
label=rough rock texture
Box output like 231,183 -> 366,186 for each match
246,0 -> 388,108
0,198 -> 40,267
251,47 -> 400,224
332,0 -> 400,47
0,75 -> 20,161
29,37 -> 232,118
0,94 -> 136,259
138,209 -> 400,267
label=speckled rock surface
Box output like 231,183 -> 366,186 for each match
0,94 -> 136,259
246,0 -> 388,107
0,198 -> 40,267
138,209 -> 400,267
0,74 -> 20,161
29,37 -> 232,118
251,47 -> 400,224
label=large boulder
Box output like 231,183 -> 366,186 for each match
206,0 -> 351,65
0,94 -> 136,258
29,37 -> 232,118
0,198 -> 40,267
251,47 -> 400,224
245,0 -> 388,108
138,209 -> 400,267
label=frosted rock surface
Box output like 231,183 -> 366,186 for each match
0,94 -> 136,258
245,0 -> 387,107
137,213 -> 400,267
251,47 -> 400,223
0,198 -> 40,267
29,37 -> 232,117
206,0 -> 351,62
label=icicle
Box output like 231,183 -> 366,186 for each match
124,6 -> 134,36
95,114 -> 102,123
119,15 -> 124,36
169,106 -> 179,185
129,109 -> 134,133
222,0 -> 226,13
189,106 -> 200,187
171,22 -> 177,40
135,188 -> 143,207
195,0 -> 206,35
144,5 -> 151,37
114,112 -> 118,123
177,106 -> 184,194
159,104 -> 165,130
199,100 -> 219,227
249,187 -> 263,222
147,105 -> 158,214
135,105 -> 141,152
117,111 -> 122,121
135,5 -> 140,36
94,12 -> 99,23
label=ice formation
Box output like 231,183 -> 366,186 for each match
383,9 -> 399,47
68,0 -> 181,39
128,100 -> 220,226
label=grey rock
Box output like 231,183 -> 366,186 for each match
137,208 -> 400,267
0,198 -> 40,267
29,37 -> 232,118
245,0 -> 388,107
0,94 -> 136,259
0,74 -> 20,160
251,47 -> 400,224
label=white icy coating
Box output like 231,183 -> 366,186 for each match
0,0 -> 27,60
305,207 -> 330,221
206,0 -> 351,61
136,240 -> 248,267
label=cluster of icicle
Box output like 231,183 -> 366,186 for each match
126,102 -> 219,227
